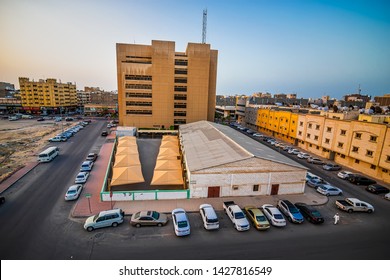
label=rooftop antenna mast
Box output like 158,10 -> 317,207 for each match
202,9 -> 207,44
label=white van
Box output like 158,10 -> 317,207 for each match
38,146 -> 59,162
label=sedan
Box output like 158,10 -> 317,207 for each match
244,206 -> 270,230
262,204 -> 286,227
130,211 -> 168,227
172,208 -> 190,236
307,157 -> 324,164
65,184 -> 83,201
288,148 -> 300,155
348,174 -> 376,186
86,153 -> 98,162
316,184 -> 343,196
277,200 -> 304,224
365,184 -> 389,195
323,163 -> 341,171
75,172 -> 89,184
337,171 -> 353,180
307,177 -> 327,189
297,152 -> 310,159
101,131 -> 108,136
295,203 -> 324,224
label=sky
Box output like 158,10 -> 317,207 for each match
1,0 -> 389,99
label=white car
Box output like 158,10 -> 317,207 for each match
297,152 -> 310,159
80,160 -> 94,172
385,193 -> 390,201
75,172 -> 89,184
262,204 -> 287,227
65,184 -> 83,201
253,133 -> 263,137
288,148 -> 300,155
172,208 -> 190,236
199,204 -> 219,230
316,184 -> 343,196
337,171 -> 353,179
84,209 -> 124,232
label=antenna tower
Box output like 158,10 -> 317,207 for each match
202,9 -> 207,44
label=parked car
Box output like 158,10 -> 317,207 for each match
348,174 -> 377,185
75,172 -> 89,184
288,148 -> 300,155
199,204 -> 219,230
36,117 -> 44,121
307,157 -> 324,164
336,198 -> 374,213
306,172 -> 320,182
48,136 -> 67,142
323,163 -> 342,171
86,153 -> 98,162
316,184 -> 343,196
337,171 -> 353,180
223,201 -> 250,231
244,206 -> 270,230
101,130 -> 108,136
0,196 -> 5,205
65,184 -> 83,201
307,177 -> 327,189
65,117 -> 74,121
262,204 -> 286,227
253,133 -> 263,137
277,200 -> 304,224
365,184 -> 390,195
130,211 -> 168,227
80,161 -> 94,172
83,208 -> 124,232
294,203 -> 324,224
297,152 -> 310,159
172,208 -> 190,236
385,193 -> 390,201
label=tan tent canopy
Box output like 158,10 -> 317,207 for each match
110,166 -> 144,188
162,135 -> 178,142
119,136 -> 137,142
154,159 -> 182,170
151,170 -> 183,185
158,147 -> 180,157
117,139 -> 137,148
114,154 -> 141,167
157,154 -> 180,160
116,146 -> 139,156
160,141 -> 178,148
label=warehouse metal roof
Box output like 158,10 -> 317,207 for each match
180,121 -> 306,172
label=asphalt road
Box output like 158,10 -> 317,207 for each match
0,121 -> 389,260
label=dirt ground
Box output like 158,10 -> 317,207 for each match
0,119 -> 73,182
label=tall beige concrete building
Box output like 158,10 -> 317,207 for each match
116,40 -> 218,129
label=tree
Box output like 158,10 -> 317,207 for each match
374,106 -> 383,114
333,104 -> 339,113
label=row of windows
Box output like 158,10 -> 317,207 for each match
174,95 -> 187,101
174,86 -> 187,92
175,69 -> 187,75
126,110 -> 152,115
174,112 -> 186,116
174,78 -> 187,84
125,75 -> 152,81
174,103 -> 187,109
122,60 -> 151,64
125,84 -> 152,90
126,101 -> 152,107
125,92 -> 152,98
175,59 -> 188,66
174,119 -> 186,124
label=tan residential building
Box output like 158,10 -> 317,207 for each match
116,40 -> 218,129
19,77 -> 77,113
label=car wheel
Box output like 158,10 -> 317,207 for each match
0,197 -> 5,204
87,226 -> 94,232
339,192 -> 342,196
287,216 -> 292,222
348,209 -> 353,213
326,193 -> 330,197
112,222 -> 118,227
157,223 -> 163,227
135,223 -> 141,228
367,209 -> 373,214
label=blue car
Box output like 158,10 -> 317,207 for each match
277,200 -> 304,224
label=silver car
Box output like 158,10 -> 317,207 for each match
172,208 -> 190,236
316,184 -> 343,196
64,184 -> 83,201
84,208 -> 125,232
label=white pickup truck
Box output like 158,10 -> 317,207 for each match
336,198 -> 374,213
223,201 -> 250,231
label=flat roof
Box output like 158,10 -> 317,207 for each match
180,121 -> 306,172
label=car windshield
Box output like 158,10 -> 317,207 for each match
312,211 -> 321,218
178,221 -> 188,228
133,212 -> 140,219
67,190 -> 76,194
235,212 -> 245,219
274,214 -> 284,220
152,211 -> 160,220
92,214 -> 99,222
256,216 -> 266,222
77,175 -> 84,178
289,208 -> 299,214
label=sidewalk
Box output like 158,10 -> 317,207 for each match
0,162 -> 39,193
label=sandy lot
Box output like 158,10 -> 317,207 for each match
0,119 -> 73,182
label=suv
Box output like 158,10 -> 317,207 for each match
84,209 -> 125,232
277,200 -> 304,223
199,204 -> 219,230
348,174 -> 376,185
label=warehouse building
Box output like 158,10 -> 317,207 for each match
180,121 -> 307,198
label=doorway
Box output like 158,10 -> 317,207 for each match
207,186 -> 220,198
271,184 -> 279,195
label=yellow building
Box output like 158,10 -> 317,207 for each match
116,40 -> 218,129
255,108 -> 390,183
19,77 -> 77,113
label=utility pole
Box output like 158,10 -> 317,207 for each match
202,9 -> 207,44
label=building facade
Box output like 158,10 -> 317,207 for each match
19,77 -> 77,114
116,40 -> 218,129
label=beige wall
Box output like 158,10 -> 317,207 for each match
116,40 -> 217,129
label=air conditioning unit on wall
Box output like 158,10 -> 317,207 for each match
232,185 -> 239,190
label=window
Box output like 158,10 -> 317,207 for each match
355,133 -> 362,139
309,144 -> 312,147
383,169 -> 388,173
370,165 -> 376,170
326,127 -> 332,132
299,122 -> 303,126
298,131 -> 302,136
253,185 -> 259,192
174,86 -> 187,92
174,78 -> 187,84
175,69 -> 187,75
314,136 -> 319,140
387,155 -> 390,162
307,133 -> 311,138
366,150 -> 373,157
338,142 -> 344,148
325,138 -> 330,144
370,136 -> 377,142
352,146 -> 359,153
308,123 -> 312,129
355,159 -> 360,164
340,130 -> 346,136
340,154 -> 345,159
174,111 -> 186,116
174,103 -> 187,109
316,125 -> 320,130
